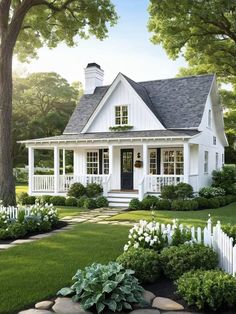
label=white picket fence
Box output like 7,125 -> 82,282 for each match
0,206 -> 31,219
160,217 -> 236,276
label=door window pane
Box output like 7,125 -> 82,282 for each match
149,150 -> 157,174
103,149 -> 109,174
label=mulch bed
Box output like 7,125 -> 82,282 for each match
144,277 -> 236,314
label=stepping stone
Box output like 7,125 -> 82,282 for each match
143,290 -> 156,305
152,297 -> 184,311
0,243 -> 16,249
52,297 -> 92,314
70,218 -> 87,222
130,309 -> 160,314
18,309 -> 53,314
35,301 -> 54,310
12,239 -> 35,244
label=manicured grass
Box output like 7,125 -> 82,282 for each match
0,223 -> 129,314
16,183 -> 28,195
109,202 -> 236,227
56,206 -> 84,218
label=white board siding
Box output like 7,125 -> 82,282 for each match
87,81 -> 164,133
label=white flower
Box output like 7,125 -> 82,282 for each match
145,236 -> 151,243
138,236 -> 144,241
134,243 -> 139,248
124,244 -> 129,251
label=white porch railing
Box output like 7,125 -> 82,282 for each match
33,175 -> 54,192
32,175 -> 109,193
145,175 -> 184,193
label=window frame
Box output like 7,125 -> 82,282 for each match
208,109 -> 212,128
161,148 -> 184,176
149,149 -> 157,175
204,151 -> 209,174
102,149 -> 109,175
215,152 -> 219,170
114,105 -> 129,126
86,150 -> 99,175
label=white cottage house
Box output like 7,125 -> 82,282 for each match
21,63 -> 228,206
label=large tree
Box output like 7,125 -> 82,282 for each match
148,0 -> 236,163
13,72 -> 82,165
0,0 -> 117,205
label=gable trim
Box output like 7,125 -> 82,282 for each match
81,73 -> 166,133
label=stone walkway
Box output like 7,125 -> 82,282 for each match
0,207 -> 130,251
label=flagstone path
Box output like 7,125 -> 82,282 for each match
0,207 -> 131,251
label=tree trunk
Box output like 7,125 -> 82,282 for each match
0,41 -> 16,205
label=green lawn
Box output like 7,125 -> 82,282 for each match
16,183 -> 28,195
0,223 -> 129,314
56,206 -> 84,218
109,202 -> 236,227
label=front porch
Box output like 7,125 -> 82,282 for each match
28,140 -> 199,203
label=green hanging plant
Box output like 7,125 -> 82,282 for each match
109,125 -> 133,132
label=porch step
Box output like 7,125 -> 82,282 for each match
107,191 -> 138,208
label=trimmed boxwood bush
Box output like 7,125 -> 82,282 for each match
68,183 -> 86,198
160,185 -> 176,200
141,195 -> 158,210
175,182 -> 193,199
40,195 -> 52,204
225,194 -> 236,204
77,195 -> 88,208
96,196 -> 109,208
171,199 -> 198,211
160,243 -> 218,279
83,198 -> 97,209
117,247 -> 161,283
222,223 -> 236,245
154,199 -> 171,211
18,192 -> 36,205
177,270 -> 236,311
212,166 -> 236,195
207,197 -> 220,209
8,222 -> 27,239
50,196 -> 66,206
86,183 -> 103,197
199,186 -> 225,198
129,198 -> 142,210
195,197 -> 210,209
65,197 -> 78,207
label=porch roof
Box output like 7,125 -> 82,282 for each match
19,129 -> 199,145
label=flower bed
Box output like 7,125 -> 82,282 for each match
0,202 -> 61,240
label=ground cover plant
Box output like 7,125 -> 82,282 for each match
58,262 -> 144,313
0,223 -> 129,314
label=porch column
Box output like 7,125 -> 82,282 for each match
54,146 -> 60,193
109,144 -> 113,175
143,143 -> 148,176
28,146 -> 34,195
183,142 -> 190,183
62,149 -> 66,175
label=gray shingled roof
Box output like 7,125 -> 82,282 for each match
20,129 -> 199,144
64,73 -> 214,134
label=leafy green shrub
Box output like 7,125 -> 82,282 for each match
161,185 -> 176,200
38,220 -> 52,232
124,220 -> 167,252
117,247 -> 161,283
65,197 -> 78,207
96,196 -> 109,208
50,196 -> 66,206
86,183 -> 103,197
8,222 -> 27,239
225,194 -> 236,204
129,198 -> 142,210
68,183 -> 86,198
154,199 -> 171,210
57,262 -> 144,313
18,192 -> 36,205
195,197 -> 210,209
212,166 -> 236,195
171,220 -> 191,246
77,195 -> 88,208
24,216 -> 39,233
141,195 -> 158,210
199,186 -> 225,198
171,199 -> 198,211
207,198 -> 220,209
160,243 -> 218,279
176,270 -> 236,311
40,195 -> 52,204
175,183 -> 193,199
17,210 -> 26,224
83,198 -> 97,209
0,228 -> 10,240
222,223 -> 236,245
214,196 -> 227,207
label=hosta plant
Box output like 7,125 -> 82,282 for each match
124,219 -> 167,252
57,262 -> 145,313
199,187 -> 225,198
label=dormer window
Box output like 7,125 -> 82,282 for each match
208,109 -> 212,128
115,105 -> 128,125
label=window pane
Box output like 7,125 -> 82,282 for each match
86,152 -> 98,175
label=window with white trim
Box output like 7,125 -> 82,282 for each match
204,151 -> 209,173
115,105 -> 128,125
86,151 -> 98,175
149,149 -> 157,174
103,149 -> 109,174
208,109 -> 212,128
162,149 -> 184,175
215,152 -> 219,170
213,136 -> 216,145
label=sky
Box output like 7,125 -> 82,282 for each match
13,0 -> 187,86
